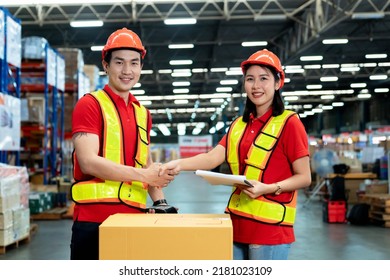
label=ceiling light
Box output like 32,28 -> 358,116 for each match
300,56 -> 323,61
254,14 -> 287,21
320,95 -> 335,100
211,68 -> 228,72
357,93 -> 371,99
168,44 -> 194,49
374,88 -> 389,93
369,75 -> 387,80
320,76 -> 338,82
340,66 -> 360,72
322,105 -> 333,110
350,83 -> 366,88
150,130 -> 157,137
352,12 -> 384,20
171,72 -> 192,77
169,60 -> 193,65
172,81 -> 190,87
322,39 -> 348,45
220,79 -> 238,85
306,85 -> 322,90
141,70 -> 153,74
322,64 -> 340,69
216,87 -> 233,92
284,68 -> 304,74
131,90 -> 145,95
70,20 -> 103,28
241,41 -> 268,47
173,88 -> 189,94
91,45 -> 104,51
158,124 -> 171,136
365,54 -> 388,59
164,18 -> 197,25
332,102 -> 344,107
174,100 -> 189,105
284,96 -> 299,101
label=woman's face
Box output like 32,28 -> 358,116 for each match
244,65 -> 280,111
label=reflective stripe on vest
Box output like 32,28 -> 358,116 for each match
71,89 -> 149,209
226,110 -> 298,226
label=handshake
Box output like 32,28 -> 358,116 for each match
144,159 -> 181,189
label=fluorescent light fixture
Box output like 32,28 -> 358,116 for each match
241,41 -> 268,47
340,66 -> 360,72
210,98 -> 225,103
131,90 -> 145,95
192,68 -> 208,73
139,100 -> 152,106
306,85 -> 322,90
322,39 -> 348,45
134,83 -> 141,88
173,88 -> 189,94
171,72 -> 192,77
374,88 -> 389,93
141,70 -> 153,74
254,14 -> 287,21
91,45 -> 104,51
369,75 -> 387,80
169,60 -> 193,65
300,56 -> 323,61
216,87 -> 233,92
322,105 -> 333,110
70,20 -> 103,28
322,64 -> 340,69
284,78 -> 291,83
312,108 -> 323,113
211,68 -> 228,72
357,93 -> 371,99
365,54 -> 388,59
174,99 -> 189,104
332,102 -> 344,107
150,130 -> 157,137
158,124 -> 171,136
350,83 -> 366,88
352,12 -> 384,20
320,95 -> 335,100
220,79 -> 238,85
304,65 -> 321,69
284,96 -> 299,101
284,68 -> 304,74
172,81 -> 190,87
164,18 -> 197,25
320,76 -> 338,82
168,44 -> 194,49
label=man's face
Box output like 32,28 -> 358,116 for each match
103,49 -> 142,96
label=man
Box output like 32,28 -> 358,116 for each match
70,28 -> 175,260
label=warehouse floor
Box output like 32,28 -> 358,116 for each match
1,171 -> 389,260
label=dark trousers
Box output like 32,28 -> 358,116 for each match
70,221 -> 100,260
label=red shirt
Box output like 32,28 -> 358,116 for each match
219,109 -> 309,245
71,85 -> 152,223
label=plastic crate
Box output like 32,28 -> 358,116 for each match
323,200 -> 347,223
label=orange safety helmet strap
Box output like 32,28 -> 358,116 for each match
102,27 -> 146,60
240,49 -> 285,88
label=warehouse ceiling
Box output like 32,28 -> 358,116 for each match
3,0 -> 390,138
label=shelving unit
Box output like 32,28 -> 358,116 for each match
0,7 -> 22,165
20,41 -> 65,184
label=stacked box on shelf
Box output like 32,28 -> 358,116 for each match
83,64 -> 100,92
57,48 -> 84,87
0,164 -> 31,246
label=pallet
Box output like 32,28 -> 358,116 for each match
0,234 -> 30,255
361,194 -> 390,228
30,207 -> 68,220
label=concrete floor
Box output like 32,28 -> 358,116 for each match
1,171 -> 389,260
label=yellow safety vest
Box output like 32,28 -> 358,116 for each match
71,89 -> 149,209
226,110 -> 298,226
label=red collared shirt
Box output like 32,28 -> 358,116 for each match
71,85 -> 152,222
219,109 -> 309,245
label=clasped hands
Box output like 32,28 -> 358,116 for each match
147,160 -> 180,188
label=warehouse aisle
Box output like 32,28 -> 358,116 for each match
0,171 -> 389,260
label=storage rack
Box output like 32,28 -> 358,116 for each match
20,42 -> 65,184
0,7 -> 21,165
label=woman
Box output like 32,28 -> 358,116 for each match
161,49 -> 311,260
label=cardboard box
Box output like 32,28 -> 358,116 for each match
99,213 -> 232,260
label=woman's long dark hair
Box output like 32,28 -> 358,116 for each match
242,65 -> 285,122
